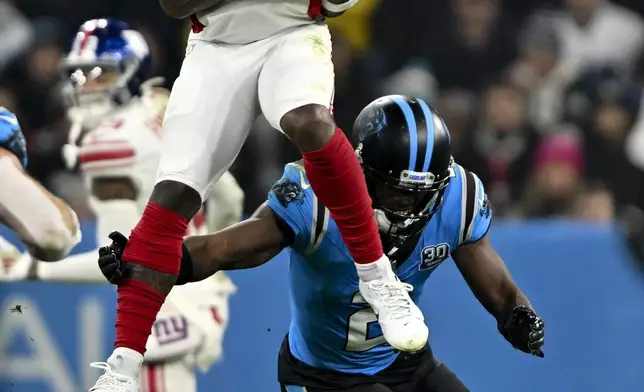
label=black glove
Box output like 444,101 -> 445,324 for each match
97,231 -> 129,284
499,305 -> 545,357
97,231 -> 194,285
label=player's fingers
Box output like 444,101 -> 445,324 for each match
108,231 -> 128,247
103,260 -> 122,281
529,336 -> 545,351
108,231 -> 123,240
108,269 -> 122,285
98,246 -> 111,257
530,329 -> 544,341
98,254 -> 117,269
99,260 -> 117,274
530,318 -> 544,331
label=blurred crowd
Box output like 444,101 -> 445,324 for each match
2,0 -> 644,223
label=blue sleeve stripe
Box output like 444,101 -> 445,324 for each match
391,96 -> 418,171
417,98 -> 435,173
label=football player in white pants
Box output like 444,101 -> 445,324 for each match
93,3 -> 428,391
0,24 -> 240,391
0,108 -> 81,262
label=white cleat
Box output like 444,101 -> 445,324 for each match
359,276 -> 428,352
88,348 -> 142,392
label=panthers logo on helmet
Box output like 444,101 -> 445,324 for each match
272,178 -> 304,207
354,105 -> 387,143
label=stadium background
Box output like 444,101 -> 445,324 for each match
2,0 -> 644,390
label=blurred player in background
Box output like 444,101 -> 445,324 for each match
0,19 -> 239,391
92,3 -> 430,390
0,107 -> 81,262
100,95 -> 546,392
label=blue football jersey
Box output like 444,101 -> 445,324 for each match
266,161 -> 492,375
0,107 -> 27,168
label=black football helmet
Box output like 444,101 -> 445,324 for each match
352,95 -> 453,253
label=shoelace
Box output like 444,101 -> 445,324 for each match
368,280 -> 415,320
89,363 -> 123,391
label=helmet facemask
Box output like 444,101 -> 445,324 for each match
360,146 -> 454,250
62,57 -> 139,129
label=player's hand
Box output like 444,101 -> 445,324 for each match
499,305 -> 545,358
97,231 -> 129,284
0,107 -> 28,168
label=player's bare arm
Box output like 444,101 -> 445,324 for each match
159,0 -> 224,19
452,234 -> 545,357
182,203 -> 290,281
0,147 -> 80,261
452,234 -> 531,320
98,203 -> 290,285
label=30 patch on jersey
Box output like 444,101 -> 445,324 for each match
419,243 -> 450,271
272,178 -> 304,207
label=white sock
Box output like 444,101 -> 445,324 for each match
355,254 -> 395,282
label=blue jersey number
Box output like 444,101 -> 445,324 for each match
344,292 -> 386,352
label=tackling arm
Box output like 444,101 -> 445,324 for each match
452,234 -> 545,356
181,202 -> 291,282
97,203 -> 291,285
0,149 -> 81,261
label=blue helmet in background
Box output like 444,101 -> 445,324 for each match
61,19 -> 151,129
